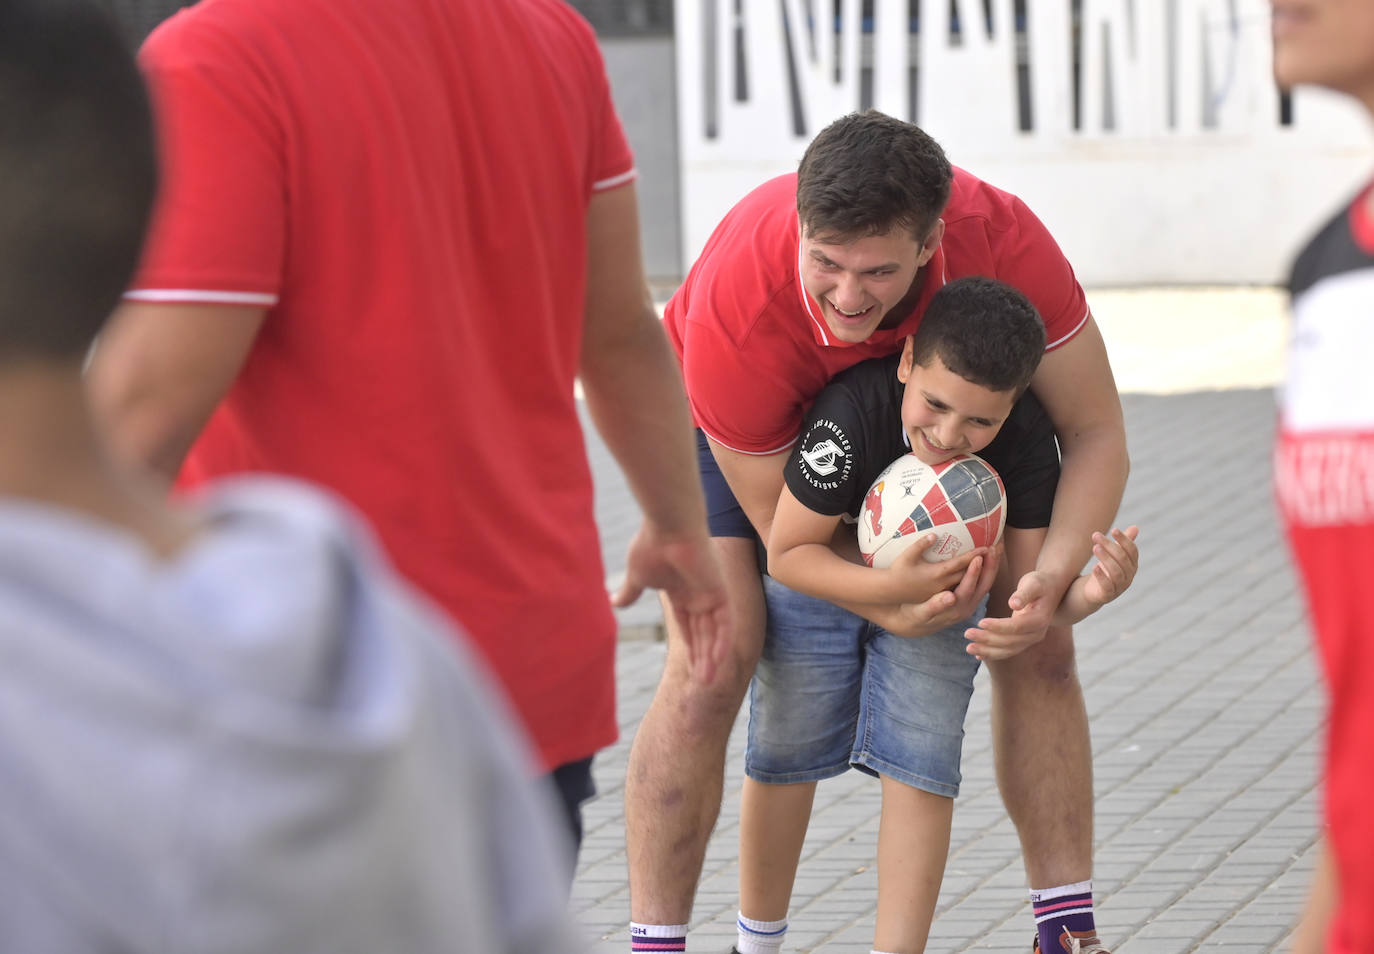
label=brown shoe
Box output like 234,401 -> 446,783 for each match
1032,927 -> 1113,954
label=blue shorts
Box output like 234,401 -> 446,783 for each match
746,575 -> 983,797
697,428 -> 760,539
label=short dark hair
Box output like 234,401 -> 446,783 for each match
0,0 -> 158,361
909,276 -> 1046,395
796,110 -> 952,242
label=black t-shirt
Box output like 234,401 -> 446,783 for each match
785,353 -> 1060,528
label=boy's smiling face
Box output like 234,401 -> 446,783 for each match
897,336 -> 1018,466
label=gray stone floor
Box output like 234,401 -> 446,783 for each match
574,387 -> 1319,953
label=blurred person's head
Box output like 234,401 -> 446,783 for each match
0,0 -> 157,366
1271,0 -> 1374,112
796,111 -> 951,343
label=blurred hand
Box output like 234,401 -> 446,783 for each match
612,522 -> 731,683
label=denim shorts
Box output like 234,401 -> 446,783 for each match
745,575 -> 984,797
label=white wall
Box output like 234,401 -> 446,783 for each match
600,35 -> 682,281
676,0 -> 1374,285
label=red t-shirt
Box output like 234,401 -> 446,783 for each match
664,171 -> 1089,455
131,0 -> 634,771
1277,183 -> 1374,954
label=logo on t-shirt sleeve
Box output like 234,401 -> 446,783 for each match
797,419 -> 853,491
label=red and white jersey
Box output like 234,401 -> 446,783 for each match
662,170 -> 1089,456
1276,181 -> 1374,954
131,0 -> 635,771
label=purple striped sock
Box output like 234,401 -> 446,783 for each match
630,922 -> 687,953
1030,883 -> 1096,952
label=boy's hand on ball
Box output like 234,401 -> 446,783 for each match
889,544 -> 999,638
884,535 -> 981,602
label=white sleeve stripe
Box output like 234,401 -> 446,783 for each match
592,168 -> 638,191
1045,307 -> 1091,351
123,289 -> 279,306
699,428 -> 798,457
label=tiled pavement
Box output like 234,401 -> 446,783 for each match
575,365 -> 1320,952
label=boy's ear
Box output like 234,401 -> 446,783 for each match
897,335 -> 915,383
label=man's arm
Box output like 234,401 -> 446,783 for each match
86,303 -> 267,481
1048,525 -> 1140,626
969,523 -> 1139,657
580,184 -> 729,680
1007,315 -> 1130,627
1293,834 -> 1337,954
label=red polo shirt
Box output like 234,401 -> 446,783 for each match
129,0 -> 634,771
664,170 -> 1089,455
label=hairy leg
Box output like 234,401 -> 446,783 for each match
738,778 -> 817,920
626,536 -> 766,923
986,624 -> 1093,888
873,776 -> 954,954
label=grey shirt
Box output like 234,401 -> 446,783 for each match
0,477 -> 581,954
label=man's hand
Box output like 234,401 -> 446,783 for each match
612,522 -> 732,683
882,545 -> 1000,638
963,566 -> 1066,661
1079,526 -> 1140,609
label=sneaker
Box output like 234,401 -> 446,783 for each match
1032,927 -> 1113,954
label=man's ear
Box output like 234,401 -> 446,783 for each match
916,219 -> 945,267
897,334 -> 915,383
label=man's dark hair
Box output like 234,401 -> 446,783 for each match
909,276 -> 1046,395
0,0 -> 158,361
796,110 -> 952,242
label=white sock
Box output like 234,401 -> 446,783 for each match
1028,878 -> 1093,903
736,912 -> 788,954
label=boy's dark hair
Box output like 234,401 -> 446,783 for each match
910,276 -> 1046,395
0,0 -> 157,361
796,110 -> 952,242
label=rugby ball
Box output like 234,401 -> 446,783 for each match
857,453 -> 1006,567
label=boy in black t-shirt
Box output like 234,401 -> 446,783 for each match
732,277 -> 1139,954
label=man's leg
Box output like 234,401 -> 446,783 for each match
626,536 -> 766,935
546,755 -> 596,860
986,623 -> 1103,951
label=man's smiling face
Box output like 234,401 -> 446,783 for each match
798,223 -> 940,343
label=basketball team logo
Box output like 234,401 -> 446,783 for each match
801,439 -> 844,476
797,418 -> 853,491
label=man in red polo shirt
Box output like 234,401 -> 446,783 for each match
626,111 -> 1129,954
86,0 -> 729,858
